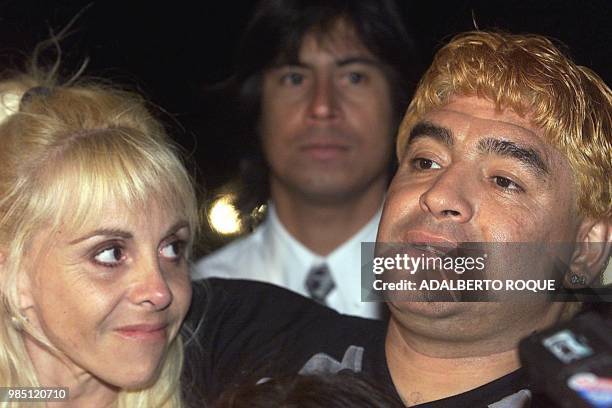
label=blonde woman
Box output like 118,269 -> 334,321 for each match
0,74 -> 198,407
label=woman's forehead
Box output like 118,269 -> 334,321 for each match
52,192 -> 188,238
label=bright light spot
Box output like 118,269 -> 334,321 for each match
209,195 -> 243,235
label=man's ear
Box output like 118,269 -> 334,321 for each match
566,218 -> 612,287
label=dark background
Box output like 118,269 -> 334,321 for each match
1,0 -> 610,201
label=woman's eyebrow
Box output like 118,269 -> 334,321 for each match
164,220 -> 190,237
69,220 -> 189,245
69,229 -> 133,245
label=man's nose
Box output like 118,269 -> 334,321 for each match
419,167 -> 475,224
307,77 -> 338,121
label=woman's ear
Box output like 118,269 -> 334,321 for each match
0,249 -> 34,325
15,258 -> 37,313
0,249 -> 6,279
2,248 -> 36,312
565,219 -> 612,288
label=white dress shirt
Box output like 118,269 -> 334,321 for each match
192,204 -> 383,319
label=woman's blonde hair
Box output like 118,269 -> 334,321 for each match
0,73 -> 198,407
397,31 -> 612,219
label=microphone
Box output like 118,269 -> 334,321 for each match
519,312 -> 612,407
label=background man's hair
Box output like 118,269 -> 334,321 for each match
236,0 -> 420,123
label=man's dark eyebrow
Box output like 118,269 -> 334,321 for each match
70,229 -> 133,245
336,57 -> 381,68
272,57 -> 380,70
406,121 -> 454,148
478,138 -> 549,176
271,61 -> 308,69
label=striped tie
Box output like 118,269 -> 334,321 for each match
305,264 -> 335,305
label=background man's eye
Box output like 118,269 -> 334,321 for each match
283,72 -> 304,86
348,72 -> 364,84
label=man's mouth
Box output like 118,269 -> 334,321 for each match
300,143 -> 350,160
410,243 -> 456,257
401,230 -> 458,247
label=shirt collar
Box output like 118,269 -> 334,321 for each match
265,203 -> 382,299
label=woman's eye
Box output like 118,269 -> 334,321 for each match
493,176 -> 524,192
93,246 -> 125,267
412,158 -> 441,170
160,241 -> 185,261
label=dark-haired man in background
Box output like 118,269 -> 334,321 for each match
193,0 -> 420,318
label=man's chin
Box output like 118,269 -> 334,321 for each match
388,300 -> 469,319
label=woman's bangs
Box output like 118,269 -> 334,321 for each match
31,129 -> 196,237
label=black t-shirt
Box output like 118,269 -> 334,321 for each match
182,278 -> 543,407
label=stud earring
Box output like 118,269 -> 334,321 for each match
10,313 -> 28,331
569,274 -> 587,286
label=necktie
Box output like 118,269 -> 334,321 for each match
305,263 -> 335,305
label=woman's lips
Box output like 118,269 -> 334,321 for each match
115,323 -> 168,341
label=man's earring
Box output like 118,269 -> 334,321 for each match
569,273 -> 587,286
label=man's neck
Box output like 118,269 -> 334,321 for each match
385,318 -> 521,406
271,180 -> 385,256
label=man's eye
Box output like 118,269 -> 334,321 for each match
281,72 -> 304,86
93,246 -> 125,267
412,158 -> 441,170
347,72 -> 365,84
160,240 -> 185,261
493,176 -> 524,192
